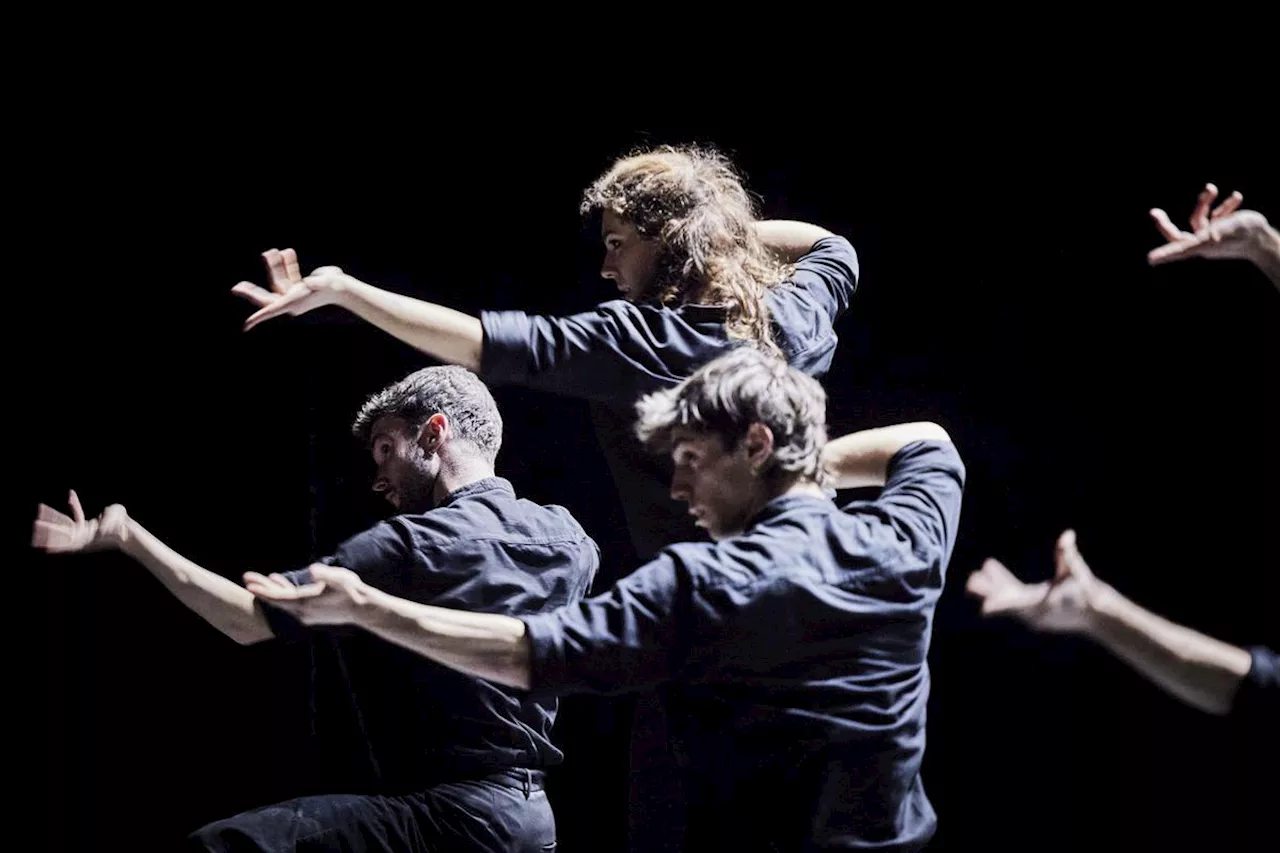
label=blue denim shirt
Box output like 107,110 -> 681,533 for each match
523,441 -> 964,851
480,236 -> 859,561
260,477 -> 600,790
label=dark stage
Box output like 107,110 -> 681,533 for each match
26,107 -> 1278,851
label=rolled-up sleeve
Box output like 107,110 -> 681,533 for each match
479,302 -> 706,405
1233,645 -> 1278,719
523,554 -> 687,696
873,441 -> 966,565
789,236 -> 859,323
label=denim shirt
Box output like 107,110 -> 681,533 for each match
480,236 -> 859,561
260,477 -> 600,790
523,441 -> 965,851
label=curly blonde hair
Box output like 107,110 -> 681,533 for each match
581,145 -> 791,357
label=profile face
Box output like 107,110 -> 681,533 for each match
668,428 -> 759,541
599,208 -> 661,302
368,415 -> 438,513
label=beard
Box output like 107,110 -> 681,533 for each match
395,444 -> 440,513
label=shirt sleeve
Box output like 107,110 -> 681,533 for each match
479,301 -> 709,405
866,440 -> 966,566
254,521 -> 417,642
786,235 -> 859,323
522,551 -> 694,696
1231,645 -> 1278,719
319,520 -> 418,589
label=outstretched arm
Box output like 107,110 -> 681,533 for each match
246,567 -> 530,688
967,530 -> 1252,715
33,493 -> 272,645
232,248 -> 484,370
820,422 -> 952,489
1148,183 -> 1280,290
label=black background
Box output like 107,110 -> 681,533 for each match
21,70 -> 1278,851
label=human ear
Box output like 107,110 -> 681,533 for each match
417,413 -> 449,452
743,423 -> 775,474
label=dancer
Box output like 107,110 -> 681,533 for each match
249,348 -> 966,852
232,144 -> 860,850
231,144 -> 858,562
33,366 -> 600,852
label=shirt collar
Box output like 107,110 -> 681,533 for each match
744,491 -> 835,530
436,476 -> 514,508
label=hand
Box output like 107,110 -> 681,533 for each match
231,248 -> 347,331
1148,183 -> 1274,266
32,490 -> 130,553
243,564 -> 372,626
966,530 -> 1108,635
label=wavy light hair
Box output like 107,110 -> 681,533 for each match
581,145 -> 791,357
635,347 -> 828,486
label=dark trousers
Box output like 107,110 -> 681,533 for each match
187,769 -> 556,852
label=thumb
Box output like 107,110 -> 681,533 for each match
1054,529 -> 1094,582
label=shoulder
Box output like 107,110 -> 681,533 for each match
516,498 -> 597,545
653,529 -> 814,590
784,235 -> 858,277
594,298 -> 702,330
887,440 -> 967,484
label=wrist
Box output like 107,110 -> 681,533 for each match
353,584 -> 395,628
1080,581 -> 1125,640
1246,223 -> 1280,266
111,514 -> 139,553
326,274 -> 356,307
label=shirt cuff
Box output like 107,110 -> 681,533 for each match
522,611 -> 568,698
479,309 -> 534,384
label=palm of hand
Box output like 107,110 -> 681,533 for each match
1179,210 -> 1269,260
230,248 -> 343,331
1149,183 -> 1271,265
968,531 -> 1102,636
294,578 -> 365,626
243,565 -> 368,626
32,491 -> 127,554
1022,575 -> 1095,634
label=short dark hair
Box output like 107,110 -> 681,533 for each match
634,347 -> 828,484
352,366 -> 503,464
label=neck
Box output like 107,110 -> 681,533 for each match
775,476 -> 826,502
741,475 -> 824,525
430,454 -> 495,507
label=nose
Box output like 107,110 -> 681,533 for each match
372,476 -> 391,495
669,472 -> 690,503
600,255 -> 617,280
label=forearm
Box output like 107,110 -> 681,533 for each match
753,220 -> 834,262
356,587 -> 532,690
120,520 -> 272,645
333,277 -> 484,371
1084,587 -> 1252,715
1248,224 -> 1280,290
820,422 -> 951,488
